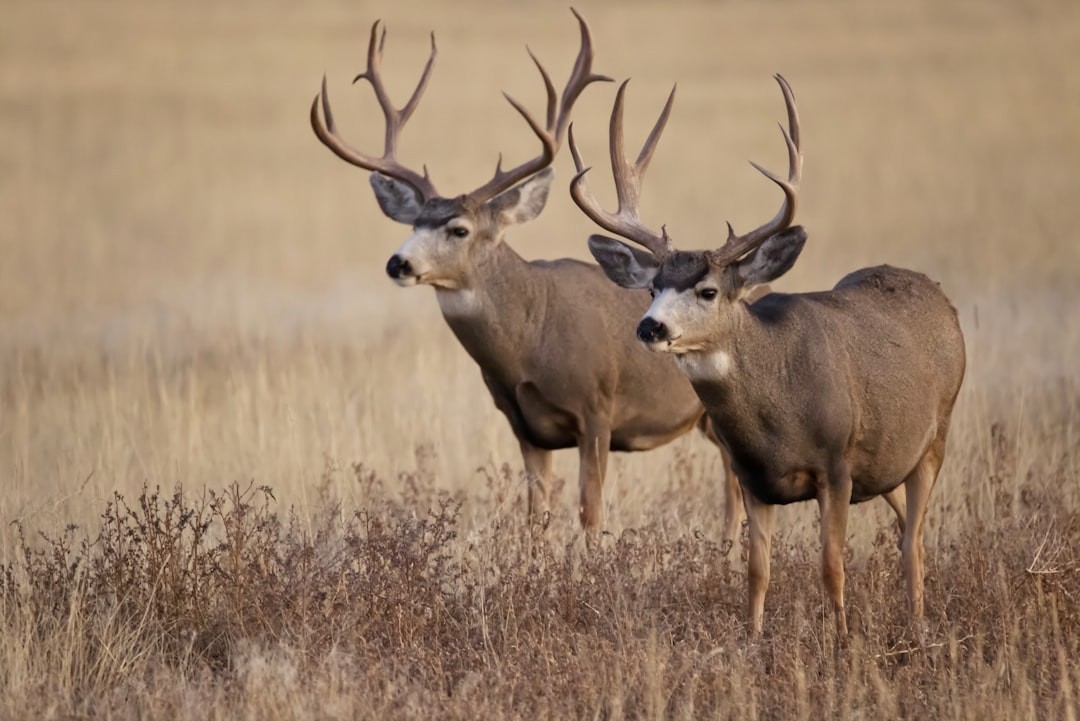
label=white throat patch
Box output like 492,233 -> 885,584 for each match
675,349 -> 734,382
435,288 -> 481,318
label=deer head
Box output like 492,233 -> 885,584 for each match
311,10 -> 611,291
570,75 -> 804,354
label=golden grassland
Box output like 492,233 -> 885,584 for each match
1,0 -> 1078,717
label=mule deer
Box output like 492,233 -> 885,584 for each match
310,11 -> 746,544
569,75 -> 966,634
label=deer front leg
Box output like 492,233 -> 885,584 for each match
577,423 -> 611,548
743,490 -> 775,634
719,447 -> 745,549
883,485 -> 907,550
520,440 -> 553,528
818,463 -> 853,638
698,415 -> 745,550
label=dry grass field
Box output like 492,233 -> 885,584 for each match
1,0 -> 1078,718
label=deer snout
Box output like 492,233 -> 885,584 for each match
385,254 -> 414,281
637,317 -> 669,345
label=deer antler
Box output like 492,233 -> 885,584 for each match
707,74 -> 802,266
464,8 -> 612,206
310,20 -> 440,201
568,79 -> 676,260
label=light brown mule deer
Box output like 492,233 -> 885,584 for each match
570,75 -> 965,634
310,11 -> 746,545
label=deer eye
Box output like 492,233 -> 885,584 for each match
449,226 -> 469,238
699,288 -> 718,301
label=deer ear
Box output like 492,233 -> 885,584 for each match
370,173 -> 423,224
488,167 -> 554,225
733,225 -> 807,289
588,235 -> 659,289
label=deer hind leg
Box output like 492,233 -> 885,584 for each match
901,439 -> 945,625
818,463 -> 853,637
578,422 -> 612,548
744,490 -> 775,634
520,440 -> 553,527
699,415 -> 745,548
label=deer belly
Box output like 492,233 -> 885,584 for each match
849,418 -> 937,498
609,408 -> 701,452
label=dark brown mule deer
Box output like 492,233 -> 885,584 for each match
310,11 -> 747,545
570,75 -> 965,633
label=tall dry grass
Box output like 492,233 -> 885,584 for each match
1,0 -> 1078,718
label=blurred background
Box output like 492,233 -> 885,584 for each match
1,0 -> 1077,545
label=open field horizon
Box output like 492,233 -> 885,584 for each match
1,0 -> 1078,717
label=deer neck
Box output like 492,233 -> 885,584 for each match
434,242 -> 538,374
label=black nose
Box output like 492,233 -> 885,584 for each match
637,317 -> 668,344
386,255 -> 412,279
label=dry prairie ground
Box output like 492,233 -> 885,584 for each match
1,0 -> 1078,718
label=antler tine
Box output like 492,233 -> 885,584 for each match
708,74 -> 802,266
399,33 -> 438,127
527,46 -> 558,133
554,7 -> 614,143
310,20 -> 439,201
465,8 -> 612,206
568,80 -> 675,259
